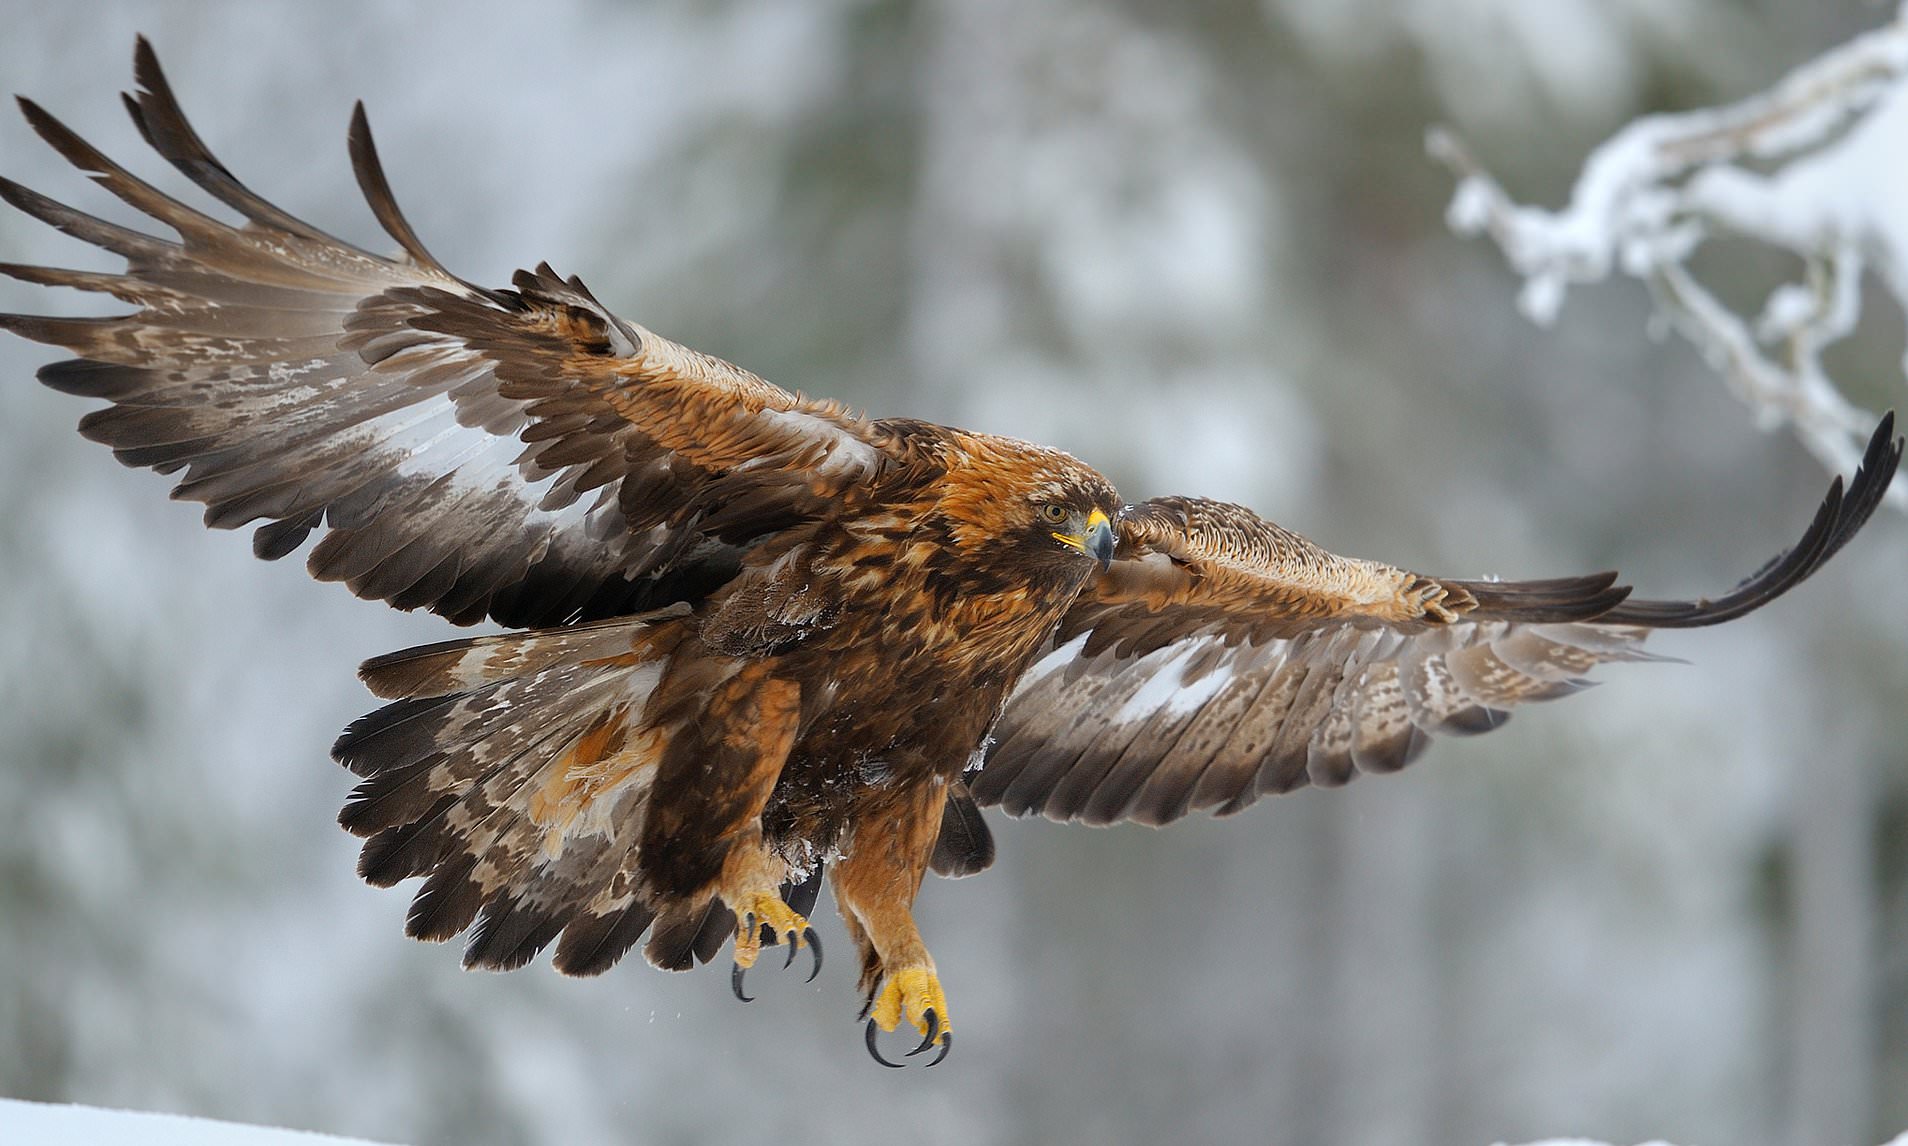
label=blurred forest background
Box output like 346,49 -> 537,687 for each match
1,3 -> 1905,1145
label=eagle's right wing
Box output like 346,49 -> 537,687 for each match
2,38 -> 893,628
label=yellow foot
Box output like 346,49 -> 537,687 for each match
727,891 -> 820,1002
863,965 -> 952,1067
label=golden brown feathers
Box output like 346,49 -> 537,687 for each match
6,43 -> 1899,1049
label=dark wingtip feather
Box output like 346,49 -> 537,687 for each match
1815,410 -> 1899,569
17,95 -> 112,175
0,262 -> 100,293
1448,570 -> 1632,624
0,311 -> 67,347
131,34 -> 162,87
0,173 -> 175,259
1601,413 -> 1900,629
120,34 -> 349,244
15,86 -> 234,246
120,91 -> 155,148
251,513 -> 320,561
36,359 -> 148,399
346,101 -> 447,273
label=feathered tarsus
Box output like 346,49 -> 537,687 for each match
4,38 -> 1897,1065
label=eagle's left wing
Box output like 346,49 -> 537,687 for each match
973,416 -> 1899,827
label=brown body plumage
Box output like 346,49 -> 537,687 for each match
3,41 -> 1898,1065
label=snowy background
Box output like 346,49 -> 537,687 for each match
1,3 -> 1905,1146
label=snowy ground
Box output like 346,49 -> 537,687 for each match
0,1098 -> 395,1146
3,1097 -> 1902,1146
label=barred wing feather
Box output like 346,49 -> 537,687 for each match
977,416 -> 1900,826
0,37 -> 890,628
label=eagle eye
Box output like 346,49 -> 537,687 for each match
1039,503 -> 1070,525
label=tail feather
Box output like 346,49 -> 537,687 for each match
405,853 -> 484,943
351,712 -> 585,887
552,901 -> 660,978
355,608 -> 682,700
464,856 -> 606,972
333,610 -> 731,977
929,783 -> 995,878
645,898 -> 736,972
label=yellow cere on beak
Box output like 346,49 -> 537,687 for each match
1054,508 -> 1117,571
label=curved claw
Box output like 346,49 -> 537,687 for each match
803,928 -> 823,983
905,1008 -> 941,1057
783,942 -> 798,970
926,1030 -> 952,1068
731,962 -> 754,1003
865,1018 -> 906,1068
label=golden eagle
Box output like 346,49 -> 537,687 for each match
3,40 -> 1897,1067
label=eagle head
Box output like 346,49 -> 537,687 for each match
931,434 -> 1121,577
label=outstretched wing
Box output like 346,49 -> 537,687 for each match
974,416 -> 1900,827
0,38 -> 892,627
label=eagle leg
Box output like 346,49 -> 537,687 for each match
832,780 -> 954,1065
634,659 -> 814,989
718,839 -> 819,1005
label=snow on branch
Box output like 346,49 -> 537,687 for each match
1429,3 -> 1908,504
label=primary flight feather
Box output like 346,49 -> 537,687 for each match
3,39 -> 1896,1067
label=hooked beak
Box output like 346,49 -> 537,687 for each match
1085,509 -> 1116,571
1055,508 -> 1117,571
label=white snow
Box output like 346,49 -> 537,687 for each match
1499,1141 -> 1679,1146
1503,1138 -> 1908,1146
3,1097 -> 1894,1146
1431,2 -> 1908,503
0,1097 -> 399,1146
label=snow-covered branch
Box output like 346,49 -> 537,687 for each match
1430,3 -> 1908,503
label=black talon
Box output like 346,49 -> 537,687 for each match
865,1018 -> 905,1068
730,962 -> 753,1003
783,940 -> 798,970
926,1030 -> 952,1068
803,928 -> 823,983
906,1009 -> 940,1057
